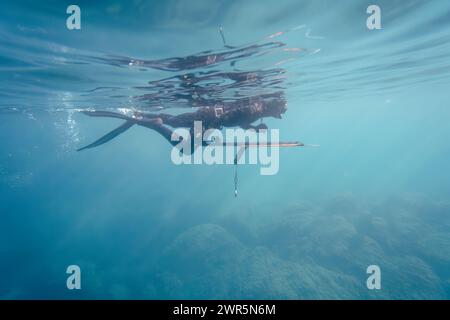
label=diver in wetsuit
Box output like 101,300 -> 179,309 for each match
77,92 -> 287,152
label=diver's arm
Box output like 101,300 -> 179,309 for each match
239,123 -> 268,131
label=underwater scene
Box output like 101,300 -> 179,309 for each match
0,0 -> 450,299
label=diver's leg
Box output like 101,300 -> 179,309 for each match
138,120 -> 196,154
82,109 -> 177,125
137,112 -> 187,128
80,110 -> 195,128
149,111 -> 198,128
138,119 -> 180,147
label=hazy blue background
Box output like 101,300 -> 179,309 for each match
0,0 -> 449,299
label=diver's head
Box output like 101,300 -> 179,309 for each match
263,96 -> 288,119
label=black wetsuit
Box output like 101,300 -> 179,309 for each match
138,92 -> 286,130
77,92 -> 287,152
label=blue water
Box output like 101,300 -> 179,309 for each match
1,0 -> 450,299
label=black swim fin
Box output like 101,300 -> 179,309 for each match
77,120 -> 134,151
80,110 -> 132,121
